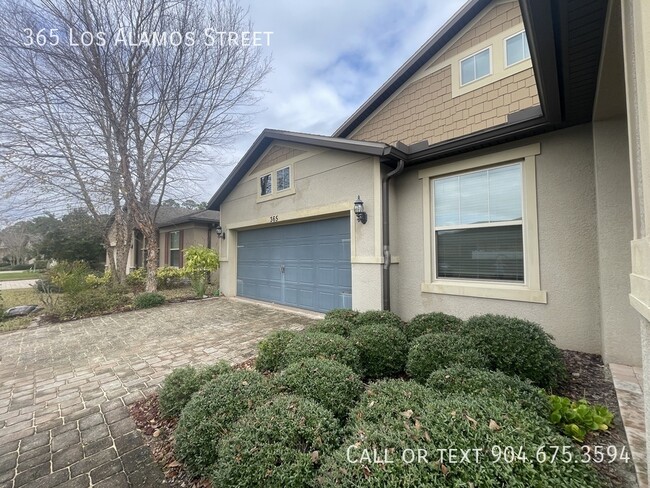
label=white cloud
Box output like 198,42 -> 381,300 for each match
200,0 -> 467,201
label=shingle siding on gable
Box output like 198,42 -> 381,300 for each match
350,0 -> 539,146
253,145 -> 306,174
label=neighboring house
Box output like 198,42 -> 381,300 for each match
106,207 -> 220,271
207,0 -> 650,378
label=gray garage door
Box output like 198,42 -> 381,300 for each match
237,217 -> 352,312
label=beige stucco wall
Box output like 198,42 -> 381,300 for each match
622,0 -> 650,479
593,118 -> 639,365
351,0 -> 539,146
218,145 -> 383,311
391,124 -> 632,357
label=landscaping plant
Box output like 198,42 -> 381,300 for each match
133,292 -> 166,309
548,394 -> 614,442
182,246 -> 220,297
211,395 -> 340,488
404,311 -> 463,341
275,357 -> 363,418
159,361 -> 231,418
175,370 -> 274,477
462,314 -> 567,389
406,333 -> 488,383
351,310 -> 402,330
283,332 -> 361,372
255,330 -> 298,372
350,324 -> 409,379
307,318 -> 350,336
317,380 -> 601,487
426,365 -> 549,417
324,308 -> 358,324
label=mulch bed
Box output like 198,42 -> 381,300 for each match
556,350 -> 639,488
130,351 -> 639,488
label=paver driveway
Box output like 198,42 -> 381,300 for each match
0,298 -> 317,487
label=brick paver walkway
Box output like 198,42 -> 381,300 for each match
0,298 -> 316,487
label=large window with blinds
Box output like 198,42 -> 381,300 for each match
432,162 -> 524,282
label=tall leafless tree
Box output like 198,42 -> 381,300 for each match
0,0 -> 269,289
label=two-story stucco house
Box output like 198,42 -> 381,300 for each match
207,0 -> 650,386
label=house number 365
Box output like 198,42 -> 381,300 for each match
270,215 -> 279,223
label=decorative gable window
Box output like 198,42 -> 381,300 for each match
433,163 -> 523,282
505,31 -> 530,67
460,47 -> 491,86
276,166 -> 291,192
260,174 -> 272,196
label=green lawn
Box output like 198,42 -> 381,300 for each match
0,288 -> 43,333
0,271 -> 42,281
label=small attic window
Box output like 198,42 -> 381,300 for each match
460,47 -> 491,86
276,166 -> 291,192
260,174 -> 272,196
505,31 -> 530,67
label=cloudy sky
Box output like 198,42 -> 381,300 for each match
201,0 -> 467,201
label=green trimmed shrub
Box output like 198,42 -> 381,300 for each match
324,308 -> 358,323
53,286 -> 129,320
158,361 -> 231,418
308,318 -> 350,336
125,267 -> 146,291
211,395 -> 340,488
283,332 -> 361,372
255,330 -> 298,372
352,310 -> 402,330
350,324 -> 409,379
426,365 -> 549,417
462,314 -> 566,389
276,358 -> 363,418
133,292 -> 165,309
404,312 -> 463,341
317,380 -> 600,488
175,370 -> 274,476
406,333 -> 488,383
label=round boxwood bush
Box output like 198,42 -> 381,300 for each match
159,361 -> 231,418
352,310 -> 402,330
404,312 -> 463,341
324,308 -> 358,323
349,324 -> 409,379
426,365 -> 549,418
133,292 -> 166,309
317,380 -> 600,488
462,314 -> 566,389
275,357 -> 363,418
211,395 -> 340,488
406,333 -> 488,383
255,330 -> 298,372
308,318 -> 350,337
283,332 -> 361,372
174,370 -> 274,477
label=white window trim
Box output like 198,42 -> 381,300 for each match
504,30 -> 530,69
256,161 -> 296,203
275,166 -> 292,193
459,46 -> 493,87
418,143 -> 547,303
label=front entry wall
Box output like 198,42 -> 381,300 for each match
393,124 -> 639,361
218,145 -> 383,312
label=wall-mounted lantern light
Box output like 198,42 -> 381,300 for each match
354,195 -> 367,224
215,224 -> 226,239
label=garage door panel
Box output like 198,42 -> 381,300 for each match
237,217 -> 351,313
